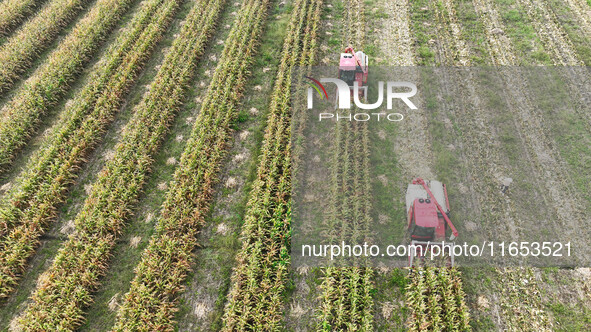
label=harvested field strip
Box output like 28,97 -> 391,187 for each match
382,0 -> 433,180
473,0 -> 589,255
0,0 -> 44,36
112,0 -> 274,330
0,0 -> 92,93
514,0 -> 583,65
0,0 -> 180,303
4,0 -> 225,328
547,0 -> 591,65
472,2 -> 591,326
424,0 -> 557,329
538,0 -> 591,201
220,0 -> 322,330
443,2 -> 555,330
563,0 -> 591,45
496,268 -> 552,330
0,0 -> 137,174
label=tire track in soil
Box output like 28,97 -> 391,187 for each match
431,0 -> 556,330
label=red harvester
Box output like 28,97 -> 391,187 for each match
337,46 -> 369,104
406,178 -> 459,266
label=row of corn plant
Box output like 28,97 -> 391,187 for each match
406,266 -> 470,331
0,0 -> 43,36
0,0 -> 179,300
219,0 -> 322,330
0,0 -> 137,174
0,0 -> 92,92
10,0 -> 225,329
316,0 -> 376,328
319,266 -> 374,331
317,118 -> 375,331
111,0 -> 273,330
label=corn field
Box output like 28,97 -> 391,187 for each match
0,0 -> 589,330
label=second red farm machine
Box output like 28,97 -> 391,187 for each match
406,178 -> 459,267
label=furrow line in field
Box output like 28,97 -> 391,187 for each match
0,0 -> 180,303
0,0 -> 43,36
0,0 -> 92,93
0,0 -> 137,174
221,0 -> 323,329
514,0 -> 583,65
440,0 -> 471,66
379,0 -> 413,67
470,0 -> 516,66
5,0 -> 226,329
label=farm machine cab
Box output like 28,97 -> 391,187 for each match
336,46 -> 369,107
406,178 -> 459,267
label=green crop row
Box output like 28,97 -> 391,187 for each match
318,121 -> 375,331
9,0 -> 225,329
0,0 -> 178,303
221,0 -> 322,330
319,267 -> 374,331
0,0 -> 136,173
316,0 -> 376,329
0,0 -> 43,36
406,267 -> 470,331
110,0 -> 274,330
0,0 -> 91,92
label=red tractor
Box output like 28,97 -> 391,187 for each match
337,46 -> 369,105
406,178 -> 459,266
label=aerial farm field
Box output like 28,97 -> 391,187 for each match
0,0 -> 590,330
